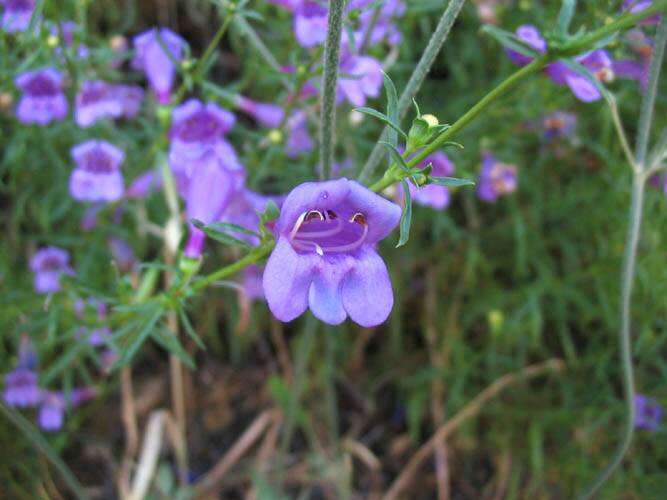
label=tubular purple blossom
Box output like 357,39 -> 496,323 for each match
69,140 -> 125,202
132,27 -> 186,105
236,95 -> 285,128
263,178 -> 401,326
75,81 -> 144,128
15,68 -> 68,125
30,246 -> 73,294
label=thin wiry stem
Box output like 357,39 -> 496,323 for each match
607,96 -> 638,172
581,15 -> 667,499
358,0 -> 467,182
320,0 -> 347,179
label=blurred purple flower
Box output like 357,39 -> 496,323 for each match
542,111 -> 577,140
241,265 -> 265,301
52,21 -> 89,59
293,1 -> 328,47
0,0 -> 35,32
349,0 -> 405,47
623,0 -> 661,25
634,394 -> 663,431
108,237 -> 137,273
236,95 -> 284,128
184,152 -> 239,258
477,153 -> 518,202
30,246 -> 73,294
286,111 -> 314,157
126,170 -> 161,199
3,337 -> 40,407
75,81 -> 144,128
38,388 -> 96,432
69,140 -> 125,202
263,178 -> 401,326
505,25 -> 546,66
15,68 -> 68,125
169,99 -> 239,177
410,151 -> 455,210
221,188 -> 285,246
132,27 -> 186,105
614,30 -> 653,91
337,54 -> 383,106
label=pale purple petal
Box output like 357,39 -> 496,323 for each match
308,256 -> 352,325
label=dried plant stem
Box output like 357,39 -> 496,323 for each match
581,15 -> 667,499
320,0 -> 347,179
118,366 -> 139,497
358,0 -> 468,182
383,359 -> 565,500
193,410 -> 276,496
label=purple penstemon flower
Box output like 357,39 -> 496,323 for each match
286,111 -> 314,158
30,246 -> 73,294
409,151 -> 455,210
263,178 -> 401,326
507,25 -> 614,103
477,153 -> 518,203
75,81 -> 144,128
132,27 -> 186,105
236,95 -> 284,128
184,152 -> 239,258
349,0 -> 406,48
337,53 -> 383,107
3,337 -> 40,407
38,387 -> 96,432
169,99 -> 240,177
293,1 -> 329,48
15,68 -> 68,125
634,394 -> 663,431
69,140 -> 125,202
0,0 -> 35,32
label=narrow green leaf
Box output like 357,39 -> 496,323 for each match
382,71 -> 399,147
178,307 -> 206,350
429,176 -> 476,187
191,219 -> 253,249
556,0 -> 577,36
354,107 -> 408,140
482,25 -> 542,59
152,327 -> 195,369
397,180 -> 412,248
379,141 -> 410,173
115,307 -> 163,368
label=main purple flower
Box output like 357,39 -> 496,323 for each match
15,68 -> 68,125
169,99 -> 239,177
507,25 -> 614,102
132,27 -> 186,105
3,337 -> 40,407
69,140 -> 125,202
0,0 -> 35,32
263,178 -> 401,326
75,80 -> 144,128
477,153 -> 518,202
634,394 -> 663,431
30,246 -> 73,293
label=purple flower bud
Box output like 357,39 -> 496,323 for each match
75,81 -> 144,128
410,151 -> 455,210
337,54 -> 383,107
1,0 -> 35,32
169,99 -> 239,176
30,246 -> 73,294
286,111 -> 314,158
506,25 -> 547,66
263,178 -> 401,326
477,153 -> 518,202
132,27 -> 186,105
69,140 -> 125,202
236,95 -> 284,128
15,68 -> 68,125
634,394 -> 663,431
184,153 -> 238,258
38,391 -> 65,431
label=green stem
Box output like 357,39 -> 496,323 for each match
358,0 -> 468,182
369,57 -> 549,193
581,15 -> 667,499
320,0 -> 347,179
0,402 -> 89,500
191,244 -> 274,292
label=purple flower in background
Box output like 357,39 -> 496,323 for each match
15,68 -> 68,125
477,153 -> 518,202
263,178 -> 401,326
614,30 -> 653,90
293,1 -> 328,47
241,265 -> 266,301
108,237 -> 137,273
221,188 -> 285,246
169,99 -> 239,177
52,21 -> 89,59
337,54 -> 383,106
0,0 -> 35,32
634,394 -> 663,431
38,388 -> 96,432
69,140 -> 125,202
132,27 -> 186,104
286,111 -> 314,157
126,170 -> 162,199
542,111 -> 577,140
623,0 -> 661,25
349,0 -> 406,47
506,25 -> 546,66
75,81 -> 144,127
3,337 -> 40,407
547,50 -> 614,102
410,151 -> 455,210
30,246 -> 73,294
184,152 -> 239,258
236,96 -> 284,128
